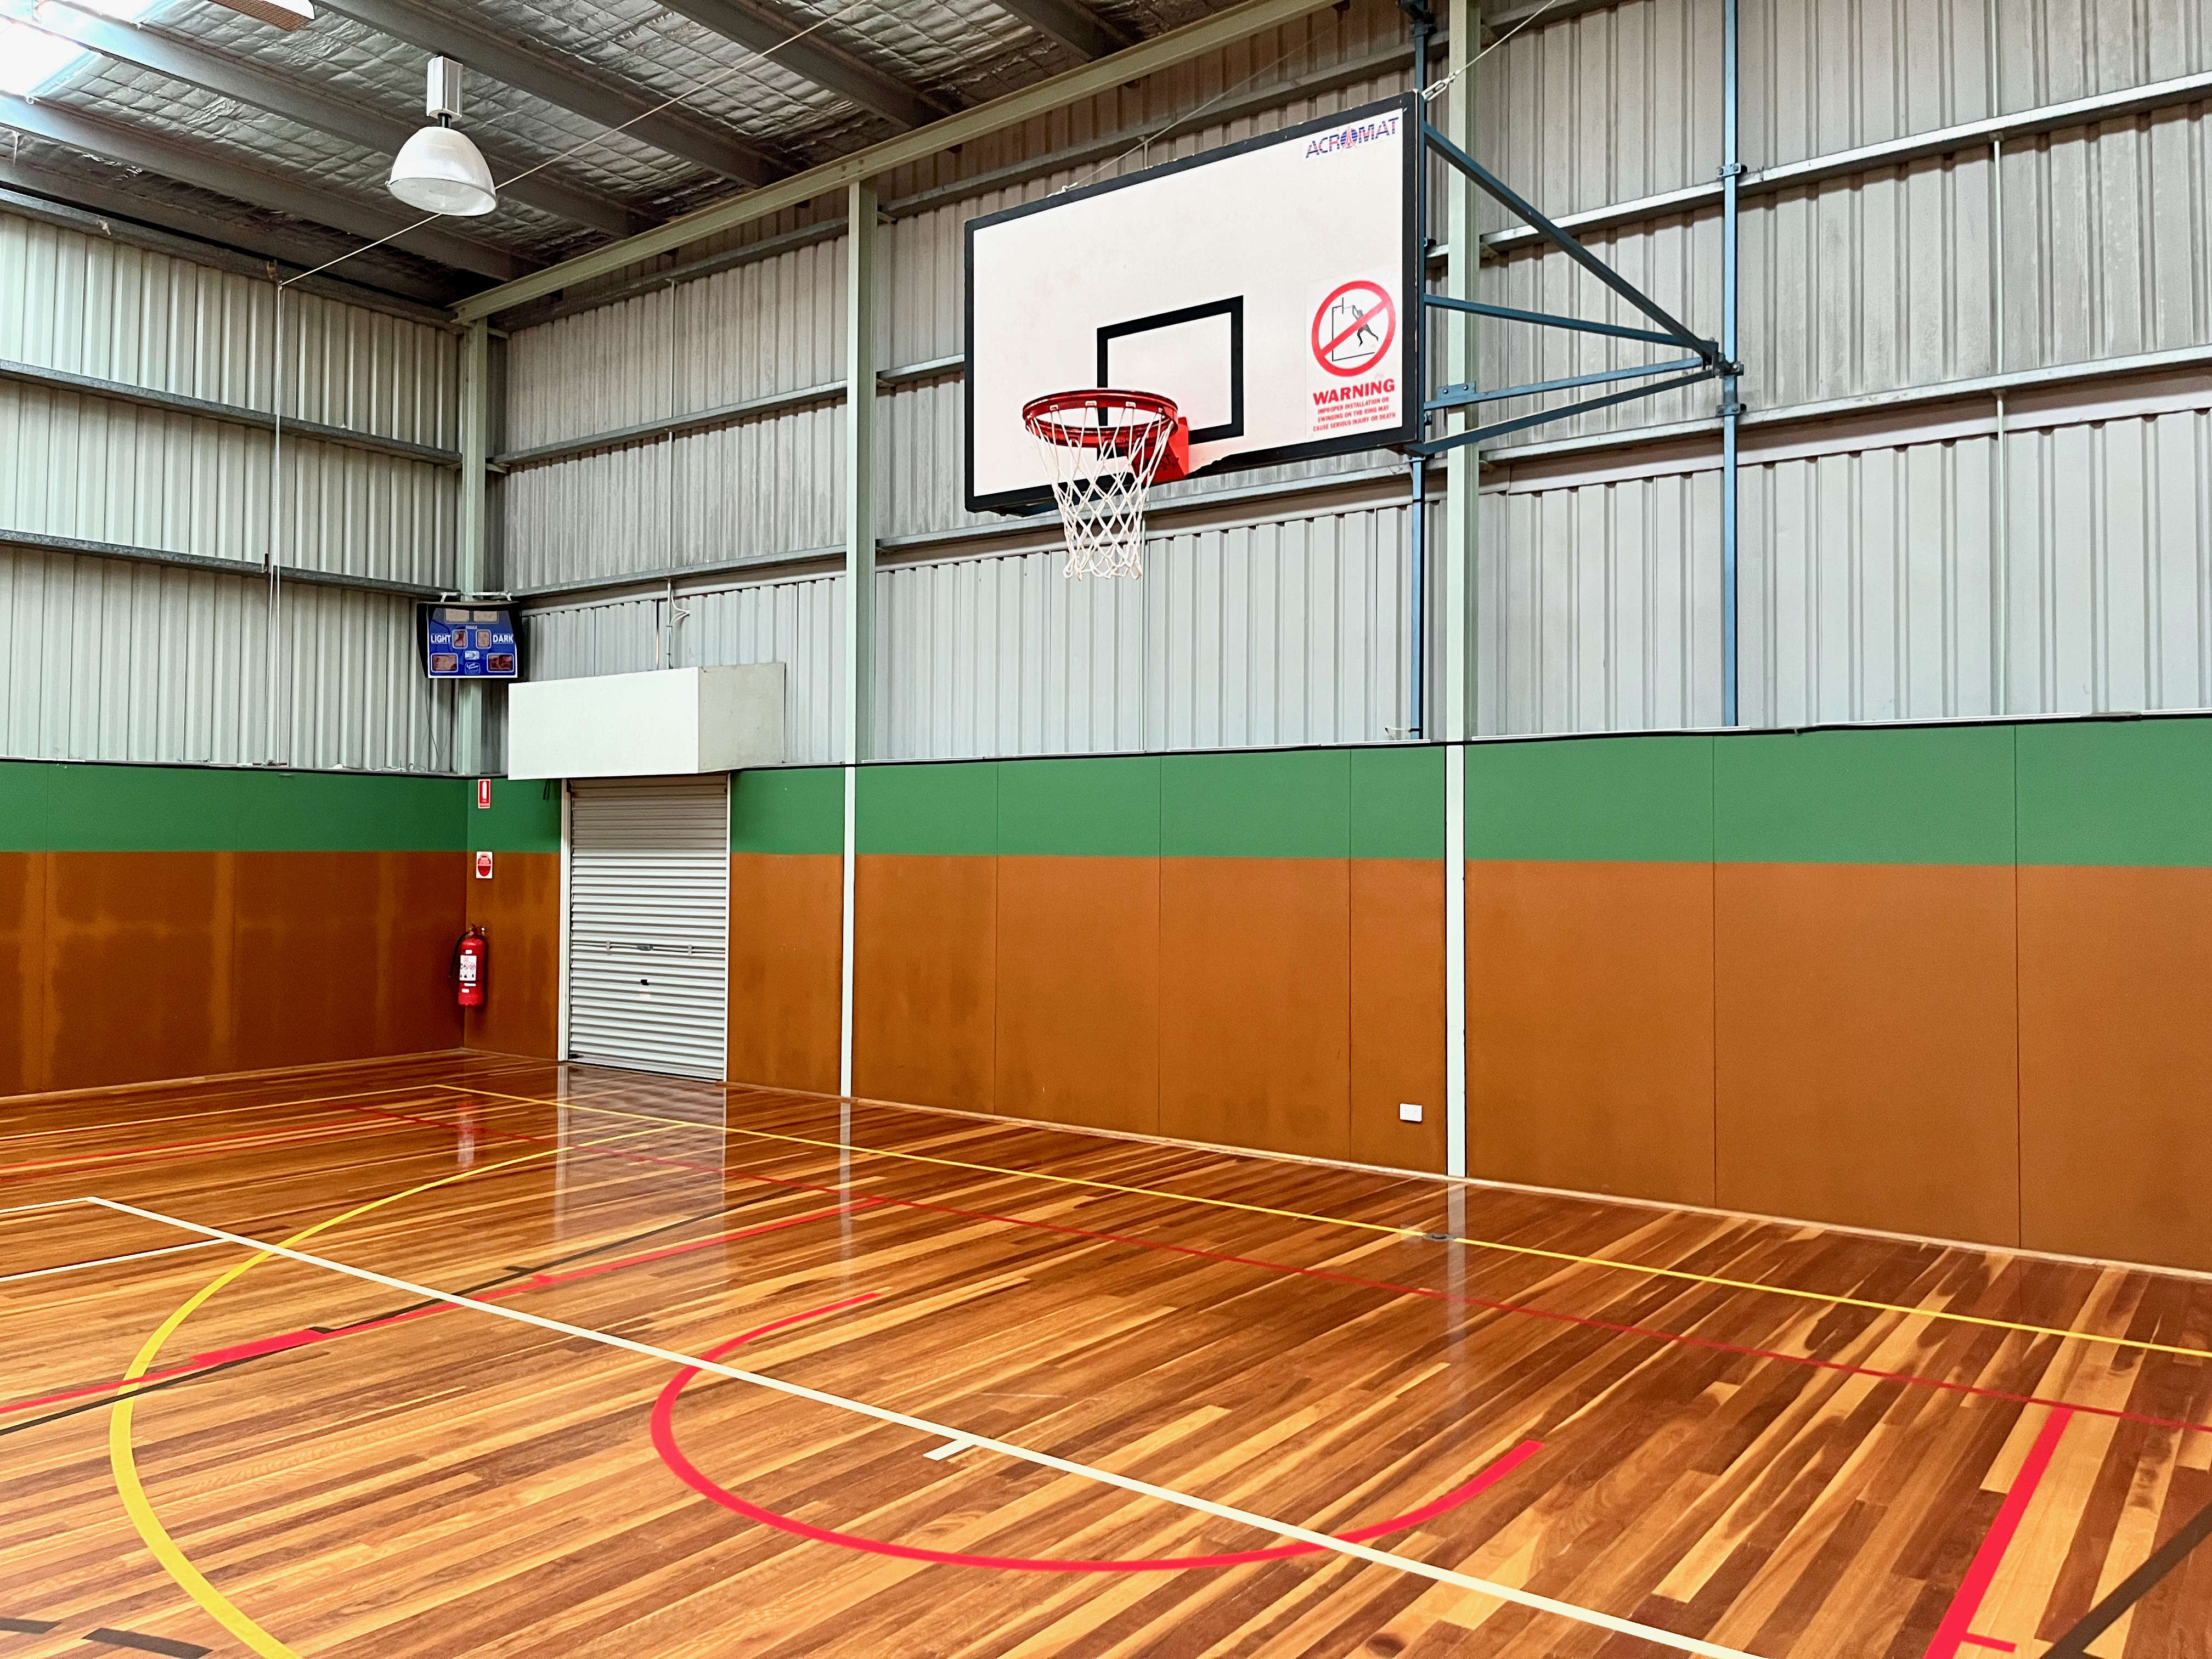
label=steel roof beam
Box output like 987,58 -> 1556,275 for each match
986,0 -> 1133,59
454,0 -> 1350,320
10,1 -> 645,236
0,162 -> 463,307
0,92 -> 531,280
318,0 -> 779,186
659,0 -> 947,129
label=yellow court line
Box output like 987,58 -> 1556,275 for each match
436,1082 -> 2211,1365
108,1122 -> 679,1659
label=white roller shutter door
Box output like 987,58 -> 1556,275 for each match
566,775 -> 729,1079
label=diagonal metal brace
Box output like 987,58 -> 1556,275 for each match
1423,123 -> 1717,360
1410,366 -> 1720,458
1424,295 -> 1712,354
1427,354 -> 1708,414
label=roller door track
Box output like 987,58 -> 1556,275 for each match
566,775 -> 730,1080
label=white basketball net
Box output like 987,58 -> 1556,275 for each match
1023,392 -> 1181,579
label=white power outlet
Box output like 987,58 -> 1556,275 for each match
1398,1102 -> 1424,1123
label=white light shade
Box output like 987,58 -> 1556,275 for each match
389,125 -> 496,216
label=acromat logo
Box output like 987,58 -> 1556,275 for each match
1305,112 -> 1401,157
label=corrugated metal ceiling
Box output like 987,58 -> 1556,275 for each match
1,0 -> 1232,297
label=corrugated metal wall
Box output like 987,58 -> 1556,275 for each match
509,0 -> 2212,754
0,207 -> 461,768
16,0 -> 2205,766
1,544 -> 452,771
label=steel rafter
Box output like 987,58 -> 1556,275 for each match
453,0 -> 1354,320
0,92 -> 529,279
659,0 -> 947,129
317,0 -> 779,186
0,160 -> 462,305
9,0 -> 643,236
989,0 -> 1134,59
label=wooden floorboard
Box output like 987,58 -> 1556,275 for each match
2,1056 -> 2208,1657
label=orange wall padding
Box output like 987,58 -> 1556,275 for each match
726,853 -> 843,1093
9,849 -> 464,1096
465,851 -> 563,1062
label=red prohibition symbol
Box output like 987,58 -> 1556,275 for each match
1311,280 -> 1397,379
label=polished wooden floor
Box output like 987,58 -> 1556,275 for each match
3,1055 -> 2210,1658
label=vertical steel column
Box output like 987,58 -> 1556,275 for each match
1719,0 -> 1743,727
1439,0 -> 1480,1184
839,179 -> 879,1101
1404,3 -> 1435,740
1988,0 -> 2010,713
1440,0 -> 1480,748
266,279 -> 286,766
456,317 -> 492,778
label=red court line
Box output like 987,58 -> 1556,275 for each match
652,1294 -> 1549,1572
1922,1407 -> 2074,1659
0,1201 -> 870,1421
35,1087 -> 2206,1440
301,1103 -> 2212,1438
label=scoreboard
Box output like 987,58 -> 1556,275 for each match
422,605 -> 518,679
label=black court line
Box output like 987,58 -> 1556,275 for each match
0,1196 -> 766,1443
0,1618 -> 59,1634
2045,1495 -> 2212,1657
83,1630 -> 210,1658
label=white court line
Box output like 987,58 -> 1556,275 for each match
89,1194 -> 1757,1659
922,1436 -> 975,1462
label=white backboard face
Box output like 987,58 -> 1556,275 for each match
964,96 -> 1419,512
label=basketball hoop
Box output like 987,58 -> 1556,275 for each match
1022,389 -> 1190,578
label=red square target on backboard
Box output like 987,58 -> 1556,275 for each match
963,95 -> 1421,514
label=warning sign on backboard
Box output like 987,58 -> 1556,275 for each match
1308,274 -> 1401,436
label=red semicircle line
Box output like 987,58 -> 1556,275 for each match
652,1294 -> 1546,1573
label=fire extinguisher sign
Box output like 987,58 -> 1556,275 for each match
475,852 -> 494,879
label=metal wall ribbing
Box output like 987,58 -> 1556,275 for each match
0,205 -> 462,769
1,544 -> 452,770
505,0 -> 2212,751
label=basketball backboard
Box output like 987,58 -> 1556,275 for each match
964,95 -> 1420,514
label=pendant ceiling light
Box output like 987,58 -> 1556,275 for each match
388,56 -> 497,218
209,0 -> 314,27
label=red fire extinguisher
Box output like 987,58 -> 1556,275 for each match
453,927 -> 488,1008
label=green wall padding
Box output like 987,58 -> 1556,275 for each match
2017,719 -> 2212,867
1714,726 -> 2016,866
1351,744 -> 1446,859
1159,749 -> 1352,859
1468,735 -> 1714,863
469,777 -> 563,853
0,761 -> 467,853
732,766 -> 845,855
857,762 -> 998,855
998,756 -> 1161,857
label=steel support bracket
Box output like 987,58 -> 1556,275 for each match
1421,122 -> 1717,360
1408,366 -> 1720,459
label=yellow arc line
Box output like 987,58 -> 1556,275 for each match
109,1123 -> 677,1657
438,1082 -> 2212,1365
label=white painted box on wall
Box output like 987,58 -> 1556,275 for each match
505,664 -> 785,779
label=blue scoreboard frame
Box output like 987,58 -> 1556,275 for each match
424,606 -> 519,679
